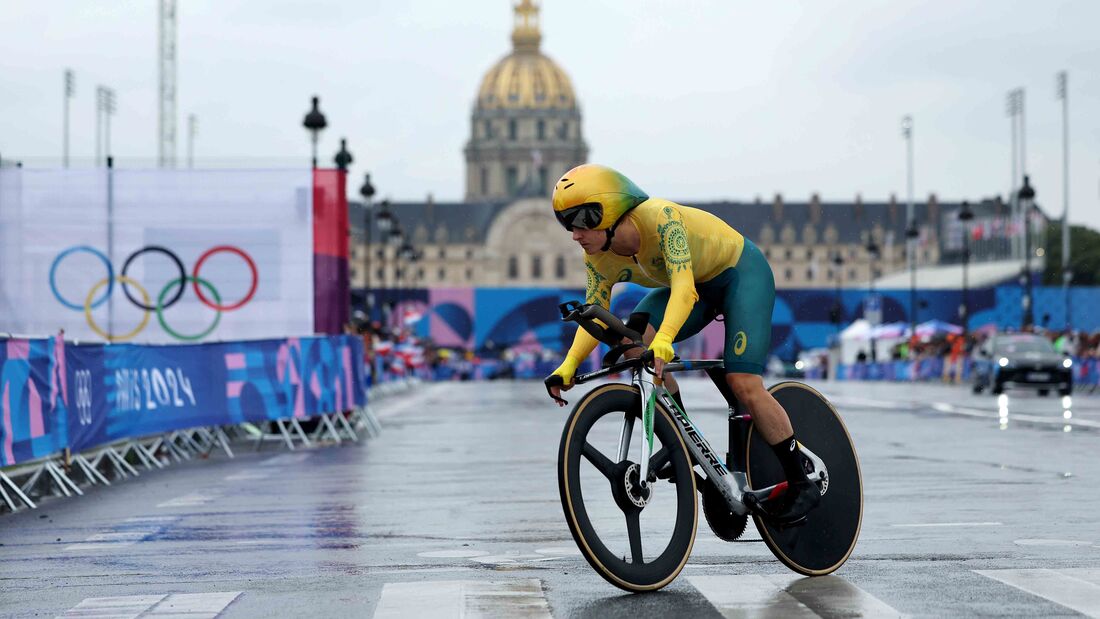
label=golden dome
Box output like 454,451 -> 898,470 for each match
476,1 -> 577,111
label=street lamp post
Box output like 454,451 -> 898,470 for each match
906,219 -> 919,339
302,96 -> 327,169
1057,71 -> 1071,329
359,173 -> 376,317
1019,176 -> 1036,329
63,69 -> 74,168
958,201 -> 975,335
865,236 -> 881,361
333,138 -> 354,329
901,115 -> 917,339
187,114 -> 197,169
832,251 -> 845,336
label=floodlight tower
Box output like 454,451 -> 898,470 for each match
158,0 -> 178,167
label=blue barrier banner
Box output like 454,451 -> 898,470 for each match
0,334 -> 366,461
0,338 -> 68,466
64,335 -> 366,453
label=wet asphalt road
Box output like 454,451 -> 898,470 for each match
2,377 -> 1100,618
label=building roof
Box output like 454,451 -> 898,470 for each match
475,0 -> 576,111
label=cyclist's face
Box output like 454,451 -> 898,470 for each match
571,227 -> 606,254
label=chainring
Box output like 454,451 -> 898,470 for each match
702,479 -> 748,542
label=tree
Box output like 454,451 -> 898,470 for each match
1043,223 -> 1100,286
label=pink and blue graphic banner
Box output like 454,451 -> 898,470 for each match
0,335 -> 366,466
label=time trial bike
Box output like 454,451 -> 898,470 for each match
545,301 -> 862,592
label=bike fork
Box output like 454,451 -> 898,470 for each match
633,369 -> 657,489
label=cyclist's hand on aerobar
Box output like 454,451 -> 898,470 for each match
648,335 -> 675,378
545,357 -> 579,407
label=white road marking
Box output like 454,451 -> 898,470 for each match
57,592 -> 240,619
976,569 -> 1100,617
57,594 -> 166,618
417,549 -> 491,558
1014,538 -> 1094,547
223,472 -> 271,481
260,453 -> 311,466
145,592 -> 242,617
891,522 -> 1002,528
65,518 -> 179,552
689,574 -> 906,618
157,492 -> 219,508
373,579 -> 551,619
932,402 -> 1100,430
688,575 -> 818,618
534,546 -> 582,556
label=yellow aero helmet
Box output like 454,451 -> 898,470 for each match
551,164 -> 648,231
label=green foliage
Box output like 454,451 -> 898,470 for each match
1043,223 -> 1100,285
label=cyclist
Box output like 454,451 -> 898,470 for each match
545,163 -> 818,524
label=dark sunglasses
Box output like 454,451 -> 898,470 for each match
554,202 -> 603,231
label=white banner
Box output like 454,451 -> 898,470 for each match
0,168 -> 314,343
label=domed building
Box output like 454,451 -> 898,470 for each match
464,0 -> 588,200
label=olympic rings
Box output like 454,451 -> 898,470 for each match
50,244 -> 259,341
84,276 -> 152,342
122,246 -> 187,311
156,276 -> 221,341
50,246 -> 114,310
192,246 -> 259,311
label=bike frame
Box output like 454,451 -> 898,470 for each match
587,360 -> 829,516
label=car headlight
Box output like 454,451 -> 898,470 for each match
998,357 -> 1009,367
1063,358 -> 1073,368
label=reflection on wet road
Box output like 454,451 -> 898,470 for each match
2,379 -> 1098,617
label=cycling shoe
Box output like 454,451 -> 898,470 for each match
744,479 -> 821,526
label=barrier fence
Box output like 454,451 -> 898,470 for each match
830,356 -> 1099,390
0,334 -> 384,512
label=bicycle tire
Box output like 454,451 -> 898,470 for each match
558,383 -> 698,592
746,381 -> 863,575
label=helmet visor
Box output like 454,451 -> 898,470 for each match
554,202 -> 603,231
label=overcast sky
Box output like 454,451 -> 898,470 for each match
3,1 -> 1099,229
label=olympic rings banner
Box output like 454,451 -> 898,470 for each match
0,168 -> 314,342
1,334 -> 366,466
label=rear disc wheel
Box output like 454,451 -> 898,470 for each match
746,382 -> 863,575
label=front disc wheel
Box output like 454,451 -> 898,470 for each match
558,384 -> 697,592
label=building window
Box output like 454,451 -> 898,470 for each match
764,248 -> 771,259
538,166 -> 548,194
784,268 -> 792,281
483,120 -> 492,138
555,255 -> 565,279
349,267 -> 357,281
849,268 -> 857,280
873,268 -> 882,279
480,167 -> 488,195
508,255 -> 518,279
537,119 -> 545,140
466,268 -> 473,281
508,119 -> 517,140
417,267 -> 424,281
806,268 -> 813,281
559,122 -> 568,139
827,269 -> 834,281
466,249 -> 473,260
376,269 -> 383,280
438,268 -> 445,281
784,249 -> 792,261
806,249 -> 814,260
532,255 -> 542,279
438,248 -> 446,259
506,166 -> 518,193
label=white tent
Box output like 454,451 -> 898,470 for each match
840,319 -> 906,363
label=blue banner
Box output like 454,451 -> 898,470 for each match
1,335 -> 366,465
